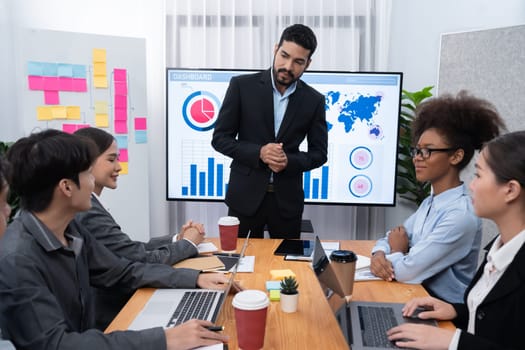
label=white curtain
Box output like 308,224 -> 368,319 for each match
165,0 -> 392,239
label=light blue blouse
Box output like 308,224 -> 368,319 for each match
372,183 -> 482,303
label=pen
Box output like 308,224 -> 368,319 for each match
205,325 -> 224,332
214,252 -> 240,258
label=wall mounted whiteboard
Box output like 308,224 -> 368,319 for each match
14,28 -> 150,242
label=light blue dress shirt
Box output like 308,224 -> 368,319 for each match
372,183 -> 482,303
271,69 -> 297,136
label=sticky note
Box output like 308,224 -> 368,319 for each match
120,161 -> 129,175
113,68 -> 127,82
135,130 -> 147,144
134,117 -> 147,130
37,106 -> 53,121
93,62 -> 106,76
93,76 -> 108,89
266,281 -> 281,291
95,101 -> 108,115
72,78 -> 87,92
269,269 -> 296,281
95,114 -> 109,127
269,289 -> 280,301
66,106 -> 81,120
114,120 -> 128,134
93,48 -> 107,62
119,149 -> 129,162
28,76 -> 44,90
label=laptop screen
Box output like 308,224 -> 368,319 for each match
312,236 -> 346,299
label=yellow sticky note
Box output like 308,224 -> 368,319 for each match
93,48 -> 106,62
95,114 -> 109,127
93,76 -> 108,88
66,106 -> 81,120
37,106 -> 53,121
120,161 -> 129,175
51,106 -> 67,119
270,269 -> 296,281
95,101 -> 108,114
93,62 -> 106,76
269,289 -> 281,301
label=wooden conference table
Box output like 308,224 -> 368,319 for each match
106,238 -> 454,349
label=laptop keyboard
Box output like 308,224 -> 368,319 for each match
358,306 -> 398,348
167,291 -> 218,327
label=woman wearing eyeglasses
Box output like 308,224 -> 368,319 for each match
388,130 -> 525,350
370,91 -> 505,303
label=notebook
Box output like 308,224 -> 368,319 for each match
128,233 -> 250,330
311,236 -> 436,349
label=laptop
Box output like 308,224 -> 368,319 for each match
311,236 -> 436,349
128,232 -> 250,330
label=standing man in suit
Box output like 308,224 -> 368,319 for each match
212,24 -> 327,239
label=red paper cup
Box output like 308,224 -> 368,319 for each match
232,290 -> 270,350
218,216 -> 239,252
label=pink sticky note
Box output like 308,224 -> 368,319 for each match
114,120 -> 128,134
62,124 -> 78,134
58,77 -> 73,91
77,124 -> 90,130
119,149 -> 129,162
134,117 -> 147,130
114,68 -> 127,82
28,76 -> 44,90
72,78 -> 87,92
44,90 -> 60,105
43,77 -> 59,91
114,108 -> 127,121
114,95 -> 127,109
114,81 -> 128,96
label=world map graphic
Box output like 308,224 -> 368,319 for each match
325,91 -> 384,140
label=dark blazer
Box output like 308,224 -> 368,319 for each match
76,195 -> 198,265
75,194 -> 199,329
453,239 -> 525,350
212,69 -> 327,218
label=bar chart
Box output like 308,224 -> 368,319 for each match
303,165 -> 329,200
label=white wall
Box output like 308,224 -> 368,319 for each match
385,0 -> 525,231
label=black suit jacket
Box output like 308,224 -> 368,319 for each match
452,239 -> 525,350
212,69 -> 327,218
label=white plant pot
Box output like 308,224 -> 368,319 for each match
280,292 -> 299,313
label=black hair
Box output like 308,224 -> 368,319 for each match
6,129 -> 96,212
74,127 -> 114,157
278,24 -> 317,58
484,131 -> 525,188
411,91 -> 506,171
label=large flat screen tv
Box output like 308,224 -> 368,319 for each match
166,68 -> 402,206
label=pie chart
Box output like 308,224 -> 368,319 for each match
182,91 -> 221,131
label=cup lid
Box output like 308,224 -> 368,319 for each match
218,216 -> 240,225
330,250 -> 357,263
232,290 -> 269,310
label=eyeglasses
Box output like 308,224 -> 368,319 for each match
409,147 -> 456,159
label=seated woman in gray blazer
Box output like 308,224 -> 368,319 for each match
73,127 -> 207,329
387,130 -> 525,350
74,127 -> 204,265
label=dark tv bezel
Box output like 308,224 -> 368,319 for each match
165,67 -> 403,207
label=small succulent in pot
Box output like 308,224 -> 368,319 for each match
280,276 -> 298,295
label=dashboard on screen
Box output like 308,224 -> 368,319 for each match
166,68 -> 402,206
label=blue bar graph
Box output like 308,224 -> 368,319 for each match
303,165 -> 329,200
182,157 -> 228,198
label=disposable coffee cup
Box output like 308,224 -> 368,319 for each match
232,290 -> 270,350
218,216 -> 239,252
330,250 -> 357,298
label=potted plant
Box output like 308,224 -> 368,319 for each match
396,86 -> 434,206
0,141 -> 19,222
280,276 -> 299,313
